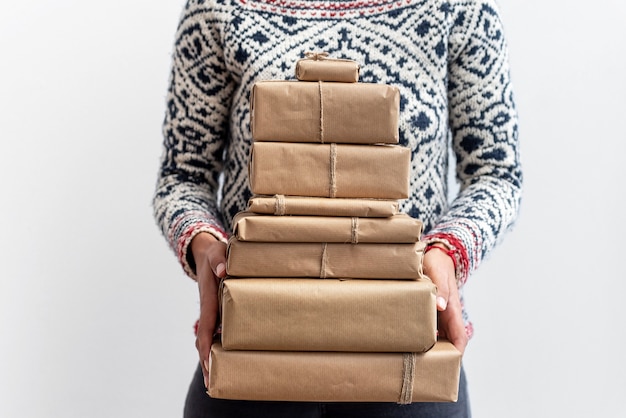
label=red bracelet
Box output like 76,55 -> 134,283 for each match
424,244 -> 458,271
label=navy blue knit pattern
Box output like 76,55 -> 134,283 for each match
153,0 -> 522,286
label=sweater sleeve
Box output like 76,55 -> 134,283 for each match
153,1 -> 235,279
423,0 -> 523,285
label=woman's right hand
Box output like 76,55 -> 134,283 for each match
189,232 -> 228,391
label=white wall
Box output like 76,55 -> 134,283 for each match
0,1 -> 624,417
463,2 -> 626,417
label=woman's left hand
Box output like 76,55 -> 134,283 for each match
423,245 -> 468,354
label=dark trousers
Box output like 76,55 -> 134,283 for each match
184,363 -> 471,418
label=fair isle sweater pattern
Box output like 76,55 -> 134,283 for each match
153,0 -> 522,335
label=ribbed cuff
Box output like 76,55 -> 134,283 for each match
170,213 -> 229,279
422,232 -> 470,286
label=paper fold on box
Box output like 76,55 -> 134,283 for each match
226,238 -> 425,279
208,341 -> 461,403
250,81 -> 399,144
220,278 -> 437,352
233,212 -> 422,243
248,195 -> 400,217
248,142 -> 410,199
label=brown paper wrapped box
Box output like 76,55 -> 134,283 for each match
248,195 -> 400,217
233,212 -> 422,243
220,278 -> 436,352
208,341 -> 461,403
295,56 -> 360,83
249,142 -> 410,199
250,81 -> 399,144
226,238 -> 425,279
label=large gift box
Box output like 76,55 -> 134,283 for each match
248,142 -> 410,199
226,238 -> 425,279
247,195 -> 400,217
208,341 -> 462,403
250,81 -> 399,144
220,278 -> 437,352
232,212 -> 423,243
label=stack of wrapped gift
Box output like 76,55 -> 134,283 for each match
208,55 -> 461,404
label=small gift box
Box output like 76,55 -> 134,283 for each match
295,52 -> 360,83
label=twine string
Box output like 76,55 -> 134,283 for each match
304,51 -> 329,60
318,81 -> 325,144
320,243 -> 329,278
351,217 -> 359,244
274,194 -> 286,216
329,143 -> 337,198
398,353 -> 416,405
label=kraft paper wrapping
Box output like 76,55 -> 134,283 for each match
232,212 -> 423,243
226,238 -> 425,279
295,55 -> 360,83
220,278 -> 437,352
250,81 -> 399,144
248,195 -> 400,217
208,341 -> 461,403
248,142 -> 410,199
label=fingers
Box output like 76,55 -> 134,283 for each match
189,234 -> 228,390
440,284 -> 469,354
434,285 -> 468,354
196,267 -> 219,389
196,336 -> 213,390
423,245 -> 468,353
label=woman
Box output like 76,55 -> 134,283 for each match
153,0 -> 522,416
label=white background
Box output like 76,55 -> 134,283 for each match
0,1 -> 624,417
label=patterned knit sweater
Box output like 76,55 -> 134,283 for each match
153,0 -> 523,337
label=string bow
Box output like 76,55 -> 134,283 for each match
304,51 -> 329,60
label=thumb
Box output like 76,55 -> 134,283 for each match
208,242 -> 228,279
422,245 -> 454,312
436,295 -> 448,311
436,284 -> 449,311
213,261 -> 226,279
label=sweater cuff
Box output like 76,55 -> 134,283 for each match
422,232 -> 470,286
171,213 -> 229,280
